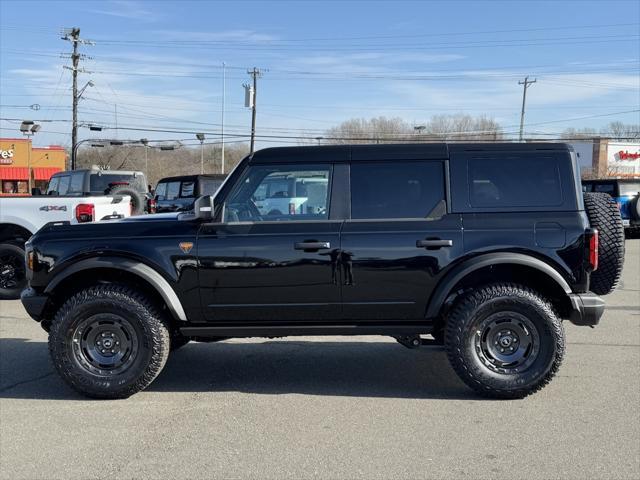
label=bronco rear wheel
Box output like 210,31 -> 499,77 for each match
445,283 -> 564,399
49,284 -> 170,399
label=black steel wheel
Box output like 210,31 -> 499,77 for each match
474,312 -> 540,374
72,314 -> 139,376
0,242 -> 27,300
445,283 -> 564,399
49,284 -> 170,399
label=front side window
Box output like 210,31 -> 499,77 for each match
67,172 -> 84,195
46,176 -> 60,195
165,181 -> 180,200
223,164 -> 331,222
350,161 -> 446,219
56,175 -> 71,195
155,181 -> 167,198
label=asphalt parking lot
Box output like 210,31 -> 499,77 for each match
0,240 -> 638,480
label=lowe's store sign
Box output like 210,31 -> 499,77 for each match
608,142 -> 640,175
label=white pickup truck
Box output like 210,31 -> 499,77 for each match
0,195 -> 131,299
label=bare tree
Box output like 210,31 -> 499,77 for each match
325,117 -> 413,144
560,127 -> 599,139
323,114 -> 502,144
603,121 -> 640,139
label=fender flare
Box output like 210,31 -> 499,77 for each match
45,257 -> 187,321
425,252 -> 572,318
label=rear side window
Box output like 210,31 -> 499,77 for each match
468,156 -> 563,208
351,161 -> 445,219
594,183 -> 615,195
200,178 -> 224,195
180,181 -> 195,197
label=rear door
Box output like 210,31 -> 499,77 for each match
340,159 -> 463,320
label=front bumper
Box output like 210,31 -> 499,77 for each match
20,287 -> 50,322
568,293 -> 605,326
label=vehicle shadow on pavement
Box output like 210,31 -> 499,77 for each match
152,340 -> 480,400
0,338 -> 483,401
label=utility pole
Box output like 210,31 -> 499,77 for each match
518,76 -> 537,142
246,67 -> 264,155
221,62 -> 226,173
62,27 -> 93,170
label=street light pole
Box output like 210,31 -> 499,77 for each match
20,121 -> 40,193
196,133 -> 205,174
221,61 -> 226,174
140,138 -> 149,177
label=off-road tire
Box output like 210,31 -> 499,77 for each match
445,283 -> 565,399
0,242 -> 27,300
107,185 -> 146,215
583,192 -> 625,295
48,284 -> 170,399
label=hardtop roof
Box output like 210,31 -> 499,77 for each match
250,143 -> 572,164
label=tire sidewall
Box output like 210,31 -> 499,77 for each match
49,288 -> 167,398
0,242 -> 27,300
460,296 -> 559,390
108,186 -> 145,215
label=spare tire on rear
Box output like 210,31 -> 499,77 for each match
583,192 -> 625,295
107,185 -> 146,216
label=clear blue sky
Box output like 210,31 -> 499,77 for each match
1,0 -> 639,149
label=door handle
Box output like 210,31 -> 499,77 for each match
416,239 -> 453,249
294,241 -> 331,251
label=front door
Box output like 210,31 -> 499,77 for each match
340,160 -> 463,320
197,163 -> 341,322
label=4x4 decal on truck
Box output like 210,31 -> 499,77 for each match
39,205 -> 68,212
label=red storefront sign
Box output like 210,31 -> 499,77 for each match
618,151 -> 640,160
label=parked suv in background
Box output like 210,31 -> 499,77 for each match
44,168 -> 153,215
582,178 -> 640,236
154,174 -> 226,213
21,143 -> 625,400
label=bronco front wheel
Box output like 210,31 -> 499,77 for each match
49,284 -> 170,399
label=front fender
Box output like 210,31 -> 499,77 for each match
44,257 -> 187,321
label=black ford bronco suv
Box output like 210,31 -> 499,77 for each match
21,143 -> 625,399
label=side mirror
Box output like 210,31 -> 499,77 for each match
193,195 -> 213,220
31,187 -> 42,196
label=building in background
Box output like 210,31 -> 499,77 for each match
543,139 -> 640,179
0,138 -> 66,195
